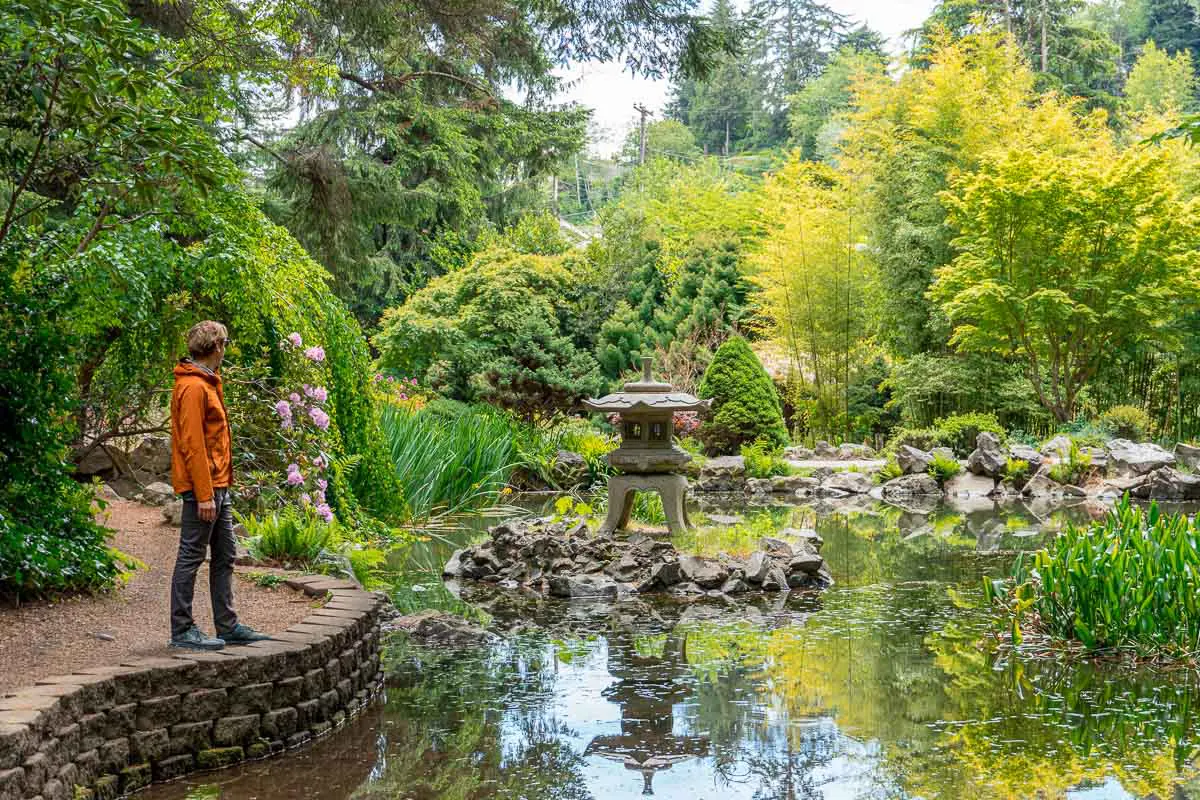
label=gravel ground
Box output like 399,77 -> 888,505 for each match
0,500 -> 318,694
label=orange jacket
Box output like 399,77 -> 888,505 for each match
170,360 -> 233,502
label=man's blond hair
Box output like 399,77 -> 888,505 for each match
186,320 -> 228,359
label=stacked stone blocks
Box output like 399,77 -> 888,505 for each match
0,580 -> 387,800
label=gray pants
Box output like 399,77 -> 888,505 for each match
170,487 -> 239,638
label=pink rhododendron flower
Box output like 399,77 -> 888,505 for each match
309,407 -> 330,430
286,467 -> 304,486
315,503 -> 334,523
274,400 -> 291,418
304,346 -> 325,362
287,332 -> 303,348
304,385 -> 328,403
299,493 -> 311,505
313,456 -> 325,470
280,418 -> 293,430
399,393 -> 407,400
289,392 -> 301,404
410,377 -> 418,386
316,478 -> 328,491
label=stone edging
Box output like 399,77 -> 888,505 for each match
0,577 -> 388,800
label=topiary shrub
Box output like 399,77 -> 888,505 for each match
697,337 -> 788,455
1099,405 -> 1153,441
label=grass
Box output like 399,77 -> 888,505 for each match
986,499 -> 1200,658
379,403 -> 516,521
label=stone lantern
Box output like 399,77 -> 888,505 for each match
584,358 -> 710,535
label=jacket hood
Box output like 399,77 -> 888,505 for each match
174,359 -> 221,385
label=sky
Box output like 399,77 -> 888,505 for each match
559,0 -> 937,156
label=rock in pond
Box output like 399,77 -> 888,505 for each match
820,471 -> 873,495
967,432 -> 1006,478
445,516 -> 832,597
551,450 -> 589,488
1130,467 -> 1200,501
1175,442 -> 1200,471
697,456 -> 746,492
881,474 -> 941,499
385,609 -> 498,647
1105,438 -> 1175,477
944,472 -> 996,497
896,445 -> 933,475
1008,444 -> 1043,471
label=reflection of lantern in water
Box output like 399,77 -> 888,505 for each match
584,630 -> 708,795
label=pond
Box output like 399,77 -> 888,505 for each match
146,497 -> 1200,800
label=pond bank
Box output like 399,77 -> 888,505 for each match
0,501 -> 316,695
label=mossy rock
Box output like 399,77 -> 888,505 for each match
94,775 -> 119,800
119,763 -> 151,794
196,747 -> 245,770
698,337 -> 788,455
247,740 -> 271,760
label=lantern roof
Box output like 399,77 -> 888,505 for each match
582,358 -> 712,414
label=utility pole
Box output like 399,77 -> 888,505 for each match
1041,0 -> 1049,72
634,103 -> 652,165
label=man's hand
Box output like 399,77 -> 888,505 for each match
198,498 -> 217,522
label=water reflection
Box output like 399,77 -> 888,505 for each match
146,498 -> 1200,800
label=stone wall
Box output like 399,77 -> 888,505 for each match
0,579 -> 388,800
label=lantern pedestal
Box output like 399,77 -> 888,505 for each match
600,473 -> 691,536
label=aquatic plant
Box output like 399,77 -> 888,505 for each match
1047,440 -> 1091,486
926,453 -> 962,485
1003,457 -> 1031,486
986,499 -> 1200,656
741,438 -> 789,478
378,404 -> 515,521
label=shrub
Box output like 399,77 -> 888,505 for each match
698,337 -> 788,454
926,453 -> 962,485
986,500 -> 1200,655
1057,417 -> 1112,448
1006,429 -> 1038,447
239,508 -> 338,566
1099,405 -> 1153,441
1048,441 -> 1092,486
932,412 -> 1004,455
1003,458 -> 1032,486
0,273 -> 127,599
883,426 -> 943,454
741,439 -> 789,479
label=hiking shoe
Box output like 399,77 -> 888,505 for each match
219,623 -> 272,644
170,626 -> 225,651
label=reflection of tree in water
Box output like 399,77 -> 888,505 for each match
354,637 -> 595,800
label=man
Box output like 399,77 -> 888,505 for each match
169,320 -> 270,650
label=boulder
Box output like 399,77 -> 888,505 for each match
896,445 -> 933,475
1105,439 -> 1175,477
678,555 -> 729,590
784,446 -> 815,460
1131,467 -> 1200,501
757,537 -> 794,559
966,432 -> 1006,478
930,447 -> 956,462
697,456 -> 746,492
386,610 -> 498,647
648,561 -> 683,589
761,564 -> 790,591
163,502 -> 184,526
1041,435 -> 1073,458
744,551 -> 773,583
73,444 -> 130,477
814,441 -> 838,458
551,450 -> 589,488
835,443 -> 876,460
128,435 -> 172,476
1022,468 -> 1064,497
745,478 -> 775,495
141,481 -> 175,506
548,574 -> 619,598
820,471 -> 873,495
943,472 -> 996,497
1008,444 -> 1043,471
95,483 -> 123,502
787,551 -> 824,575
881,474 -> 941,499
770,474 -> 820,495
1175,442 -> 1200,471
